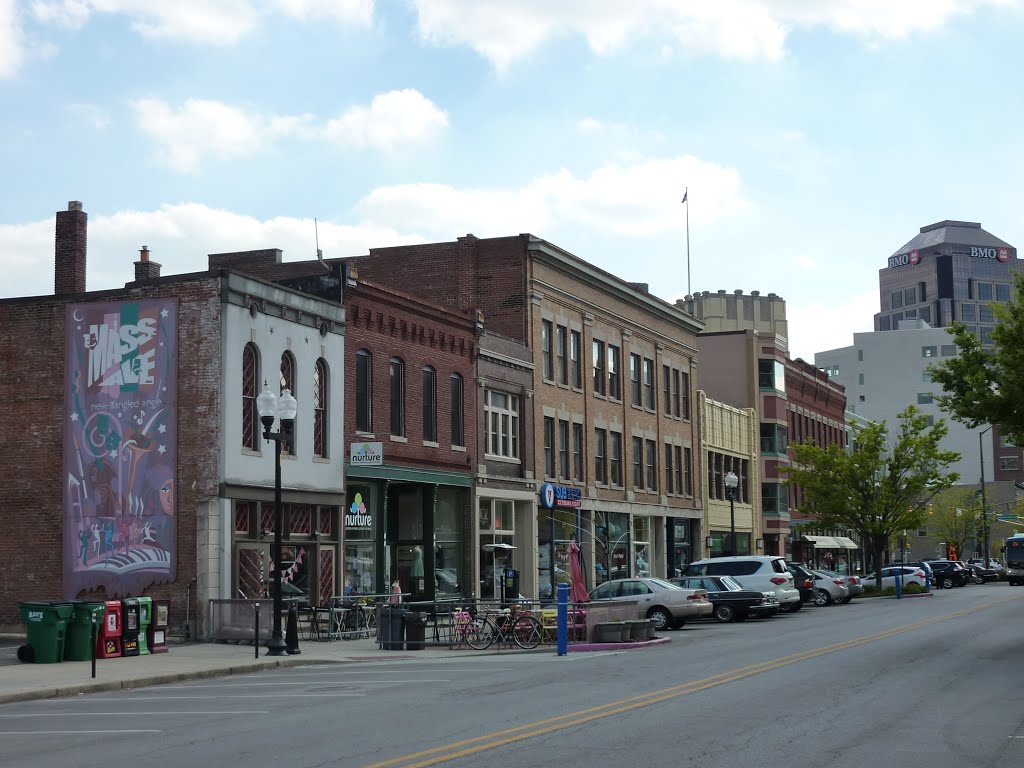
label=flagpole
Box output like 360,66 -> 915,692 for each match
684,187 -> 690,296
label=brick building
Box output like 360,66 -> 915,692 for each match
352,234 -> 704,598
0,204 -> 346,638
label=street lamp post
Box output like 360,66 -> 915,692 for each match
980,426 -> 992,567
725,471 -> 739,557
257,383 -> 297,657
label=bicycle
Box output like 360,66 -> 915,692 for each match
459,604 -> 542,650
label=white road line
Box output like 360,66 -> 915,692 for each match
0,712 -> 269,718
86,694 -> 367,700
159,680 -> 450,688
0,730 -> 162,735
285,668 -> 515,675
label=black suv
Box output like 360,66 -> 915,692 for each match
926,560 -> 968,588
786,563 -> 817,604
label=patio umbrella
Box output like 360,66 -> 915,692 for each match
569,537 -> 589,604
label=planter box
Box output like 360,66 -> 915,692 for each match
592,622 -> 627,643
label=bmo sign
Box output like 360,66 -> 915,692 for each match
970,246 -> 1011,262
888,249 -> 921,268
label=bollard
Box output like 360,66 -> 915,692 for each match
91,614 -> 97,679
254,602 -> 260,659
556,582 -> 568,656
286,601 -> 301,655
895,571 -> 902,600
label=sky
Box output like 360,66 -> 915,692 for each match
3,0 -> 1024,362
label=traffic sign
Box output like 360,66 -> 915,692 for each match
997,514 -> 1020,521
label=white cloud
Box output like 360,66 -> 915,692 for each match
67,102 -> 110,128
323,89 -> 449,150
0,0 -> 23,78
268,0 -> 374,25
410,0 -> 1017,68
133,98 -> 265,172
356,155 -> 747,238
30,0 -> 90,28
135,91 -> 448,171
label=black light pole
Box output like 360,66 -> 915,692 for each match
725,471 -> 738,556
980,426 -> 992,567
257,383 -> 297,657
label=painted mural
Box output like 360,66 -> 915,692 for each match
63,300 -> 178,599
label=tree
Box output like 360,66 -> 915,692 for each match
784,406 -> 960,590
922,488 -> 984,561
928,271 -> 1024,446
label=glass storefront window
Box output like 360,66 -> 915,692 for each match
344,485 -> 377,595
594,510 -> 629,585
435,488 -> 466,599
633,517 -> 651,577
538,506 -> 580,600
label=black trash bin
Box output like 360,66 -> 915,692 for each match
404,611 -> 426,651
383,608 -> 406,651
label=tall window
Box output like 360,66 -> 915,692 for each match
665,442 -> 674,492
389,357 -> 405,437
450,374 -> 464,447
643,358 -> 654,409
541,320 -> 554,381
485,391 -> 519,459
594,428 -> 607,484
663,365 -> 672,416
630,353 -> 642,406
645,439 -> 656,490
280,351 -> 296,455
610,431 -> 622,486
607,345 -> 621,400
593,340 -> 606,395
676,445 -> 686,496
556,325 -> 568,385
679,371 -> 689,419
632,436 -> 643,488
544,417 -> 556,477
558,419 -> 570,479
313,358 -> 328,458
242,343 -> 259,450
570,330 -> 582,388
572,423 -> 584,480
355,349 -> 372,433
422,366 -> 437,443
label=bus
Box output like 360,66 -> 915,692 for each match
1005,534 -> 1024,586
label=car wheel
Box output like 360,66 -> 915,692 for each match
841,596 -> 852,604
942,576 -> 954,589
815,589 -> 832,607
973,575 -> 984,585
780,600 -> 801,613
646,606 -> 671,631
713,604 -> 735,623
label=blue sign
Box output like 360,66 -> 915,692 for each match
539,483 -> 582,509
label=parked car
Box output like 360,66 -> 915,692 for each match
671,575 -> 779,622
968,558 -> 1003,572
786,563 -> 817,604
967,565 -> 1000,584
588,577 -> 712,631
808,569 -> 850,605
819,569 -> 863,599
868,565 -> 929,590
925,560 -> 968,588
684,556 -> 802,612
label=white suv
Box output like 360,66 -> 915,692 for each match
683,556 -> 802,612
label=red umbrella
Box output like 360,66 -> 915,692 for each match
569,538 -> 589,604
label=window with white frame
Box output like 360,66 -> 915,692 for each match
484,390 -> 519,460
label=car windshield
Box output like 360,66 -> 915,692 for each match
648,578 -> 682,590
718,576 -> 743,591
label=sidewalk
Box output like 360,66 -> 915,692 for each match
0,634 -> 670,705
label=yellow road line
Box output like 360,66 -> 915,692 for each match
365,596 -> 1018,768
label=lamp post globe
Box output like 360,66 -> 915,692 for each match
724,471 -> 739,557
256,382 -> 297,657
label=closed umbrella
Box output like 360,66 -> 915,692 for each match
569,538 -> 589,604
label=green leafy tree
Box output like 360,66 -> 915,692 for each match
784,406 -> 960,590
922,488 -> 983,561
928,271 -> 1024,445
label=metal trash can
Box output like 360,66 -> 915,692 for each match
404,612 -> 426,651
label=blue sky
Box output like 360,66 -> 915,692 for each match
3,0 -> 1024,361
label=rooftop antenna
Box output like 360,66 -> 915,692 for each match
315,217 -> 328,271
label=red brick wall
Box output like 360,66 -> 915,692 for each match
54,202 -> 87,296
0,276 -> 223,635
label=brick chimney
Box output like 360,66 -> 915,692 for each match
55,201 -> 87,295
134,245 -> 162,282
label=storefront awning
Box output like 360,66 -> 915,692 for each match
833,536 -> 859,549
802,534 -> 841,548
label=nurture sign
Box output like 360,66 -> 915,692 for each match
350,441 -> 383,466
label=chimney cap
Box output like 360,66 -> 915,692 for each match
140,245 -> 150,262
68,201 -> 83,211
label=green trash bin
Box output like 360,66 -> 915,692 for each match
17,602 -> 74,663
65,602 -> 105,661
137,597 -> 152,655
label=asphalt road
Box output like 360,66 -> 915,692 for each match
2,584 -> 1023,768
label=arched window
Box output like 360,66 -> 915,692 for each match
242,343 -> 260,450
313,358 -> 328,458
450,373 -> 464,447
356,349 -> 372,433
390,357 -> 405,437
422,366 -> 437,443
280,351 -> 296,455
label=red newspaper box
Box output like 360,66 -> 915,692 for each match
148,600 -> 170,653
96,600 -> 122,659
